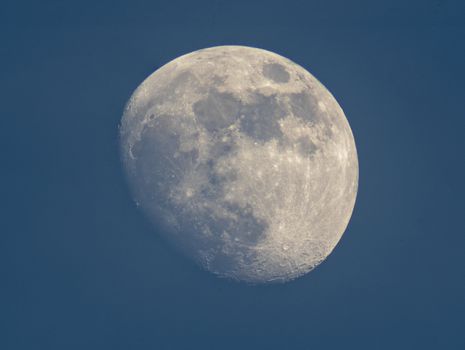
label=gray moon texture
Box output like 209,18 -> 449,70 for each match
120,46 -> 358,284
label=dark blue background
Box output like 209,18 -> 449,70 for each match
2,1 -> 464,349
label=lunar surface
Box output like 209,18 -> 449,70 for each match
120,46 -> 358,283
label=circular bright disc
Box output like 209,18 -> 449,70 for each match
120,46 -> 358,283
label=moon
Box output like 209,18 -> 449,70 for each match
120,46 -> 358,284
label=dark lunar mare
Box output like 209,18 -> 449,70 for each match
193,90 -> 241,132
262,63 -> 290,83
238,92 -> 286,142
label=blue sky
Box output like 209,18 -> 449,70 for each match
2,1 -> 464,349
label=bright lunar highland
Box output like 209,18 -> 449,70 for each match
120,46 -> 358,283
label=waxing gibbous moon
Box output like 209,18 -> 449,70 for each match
120,46 -> 358,284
